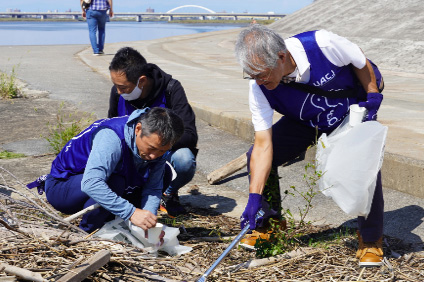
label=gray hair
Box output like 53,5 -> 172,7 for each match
235,24 -> 287,75
137,107 -> 184,147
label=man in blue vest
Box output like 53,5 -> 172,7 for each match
235,25 -> 384,267
42,107 -> 184,233
108,47 -> 198,217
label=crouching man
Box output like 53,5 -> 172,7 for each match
35,107 -> 184,233
235,25 -> 384,267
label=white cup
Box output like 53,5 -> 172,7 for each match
147,223 -> 164,246
349,104 -> 366,127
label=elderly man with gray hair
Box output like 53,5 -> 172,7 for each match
235,24 -> 384,267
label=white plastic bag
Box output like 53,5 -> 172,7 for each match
95,217 -> 146,249
316,117 -> 388,217
96,217 -> 192,256
128,221 -> 192,256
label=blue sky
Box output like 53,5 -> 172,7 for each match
1,0 -> 314,14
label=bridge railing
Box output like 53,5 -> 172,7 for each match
0,12 -> 285,22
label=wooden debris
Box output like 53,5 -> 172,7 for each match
57,249 -> 110,282
0,276 -> 16,282
0,263 -> 47,282
207,153 -> 247,184
227,247 -> 317,271
63,204 -> 100,222
1,167 -> 424,281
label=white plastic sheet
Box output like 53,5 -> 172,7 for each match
316,117 -> 388,217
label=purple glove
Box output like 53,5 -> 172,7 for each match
358,92 -> 383,121
240,193 -> 263,230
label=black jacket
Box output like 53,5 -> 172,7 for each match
108,64 -> 198,153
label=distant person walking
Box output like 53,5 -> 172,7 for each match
81,0 -> 113,55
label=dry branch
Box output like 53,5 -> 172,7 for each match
0,263 -> 47,282
207,153 -> 247,184
63,203 -> 100,222
227,247 -> 317,271
1,168 -> 424,281
0,276 -> 16,282
56,249 -> 110,282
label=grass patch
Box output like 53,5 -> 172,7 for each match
254,162 -> 327,258
0,150 -> 26,159
0,65 -> 20,99
44,103 -> 94,155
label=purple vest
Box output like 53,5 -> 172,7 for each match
50,116 -> 148,187
260,30 -> 372,131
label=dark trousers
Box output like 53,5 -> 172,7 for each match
45,173 -> 126,233
246,117 -> 384,242
45,171 -> 173,233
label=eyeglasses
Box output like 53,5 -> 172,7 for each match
243,69 -> 272,83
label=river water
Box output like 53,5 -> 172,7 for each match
0,21 -> 247,46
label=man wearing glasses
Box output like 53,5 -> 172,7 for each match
235,24 -> 384,267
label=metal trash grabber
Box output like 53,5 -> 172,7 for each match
196,209 -> 264,282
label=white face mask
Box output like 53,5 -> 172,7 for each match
121,78 -> 143,101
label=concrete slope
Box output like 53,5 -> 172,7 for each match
270,0 -> 424,74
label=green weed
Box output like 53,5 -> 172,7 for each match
253,161 -> 357,258
254,162 -> 324,258
44,103 -> 94,155
0,65 -> 20,99
0,150 -> 26,159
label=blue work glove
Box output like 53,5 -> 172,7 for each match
240,193 -> 263,230
358,92 -> 383,121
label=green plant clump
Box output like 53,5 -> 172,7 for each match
0,150 -> 26,159
45,103 -> 94,155
0,66 -> 20,99
254,162 -> 325,258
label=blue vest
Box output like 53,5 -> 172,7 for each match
50,116 -> 148,187
117,91 -> 166,116
260,30 -> 379,131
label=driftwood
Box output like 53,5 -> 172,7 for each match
0,263 -> 47,282
190,236 -> 234,242
56,249 -> 110,282
0,167 -> 86,236
226,247 -> 317,271
1,167 -> 424,281
63,203 -> 100,222
207,153 -> 247,184
0,276 -> 16,282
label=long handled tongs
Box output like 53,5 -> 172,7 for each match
196,209 -> 264,282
